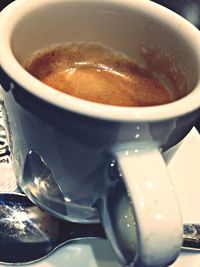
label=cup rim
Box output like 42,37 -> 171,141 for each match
0,0 -> 200,122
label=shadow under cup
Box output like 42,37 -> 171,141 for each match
1,1 -> 200,267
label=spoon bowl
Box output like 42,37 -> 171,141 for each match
0,192 -> 199,265
0,192 -> 105,264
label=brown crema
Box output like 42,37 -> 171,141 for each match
24,42 -> 173,107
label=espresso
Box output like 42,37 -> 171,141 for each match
24,42 -> 173,107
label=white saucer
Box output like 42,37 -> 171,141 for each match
0,127 -> 199,267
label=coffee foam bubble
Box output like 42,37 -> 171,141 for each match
24,42 -> 173,107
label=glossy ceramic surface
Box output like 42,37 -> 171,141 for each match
0,128 -> 199,267
0,1 -> 200,266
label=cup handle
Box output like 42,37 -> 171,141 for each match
100,145 -> 183,267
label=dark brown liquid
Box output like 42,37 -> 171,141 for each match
24,43 -> 173,107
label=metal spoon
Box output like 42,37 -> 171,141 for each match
183,224 -> 200,250
0,192 -> 199,265
0,192 -> 105,265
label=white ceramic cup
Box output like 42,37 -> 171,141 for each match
0,0 -> 200,266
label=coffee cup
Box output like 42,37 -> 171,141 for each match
0,0 -> 200,266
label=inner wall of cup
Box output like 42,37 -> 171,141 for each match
11,1 -> 199,98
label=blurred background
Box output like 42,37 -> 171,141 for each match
153,0 -> 200,29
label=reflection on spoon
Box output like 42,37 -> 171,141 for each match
183,224 -> 200,250
21,150 -> 98,222
0,192 -> 199,265
0,193 -> 105,264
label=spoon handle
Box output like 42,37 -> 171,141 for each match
183,224 -> 200,250
58,220 -> 106,243
59,221 -> 200,252
59,221 -> 200,251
